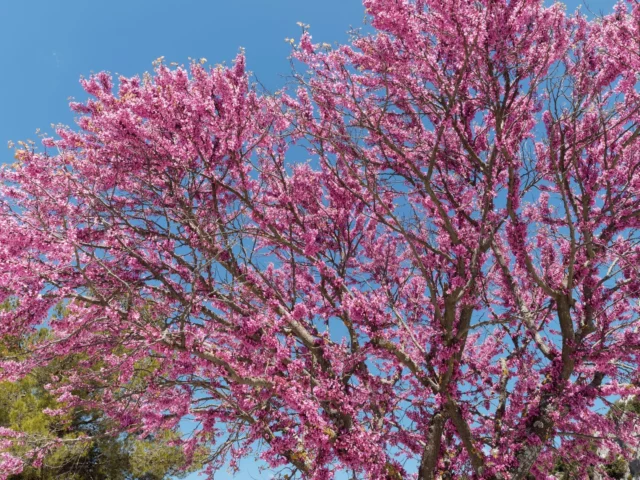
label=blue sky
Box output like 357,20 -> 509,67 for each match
0,0 -> 616,161
0,0 -> 620,478
0,0 -> 366,155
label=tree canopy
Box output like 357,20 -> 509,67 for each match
0,327 -> 199,480
2,0 -> 640,478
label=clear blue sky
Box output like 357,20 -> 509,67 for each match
0,0 -> 616,160
0,0 -> 619,479
0,0 -> 366,155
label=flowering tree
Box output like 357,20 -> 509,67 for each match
2,0 -> 640,478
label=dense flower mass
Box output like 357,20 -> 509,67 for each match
2,0 -> 640,478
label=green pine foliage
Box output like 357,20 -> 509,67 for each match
0,327 -> 200,480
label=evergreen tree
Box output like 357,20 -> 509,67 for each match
0,329 -> 200,479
